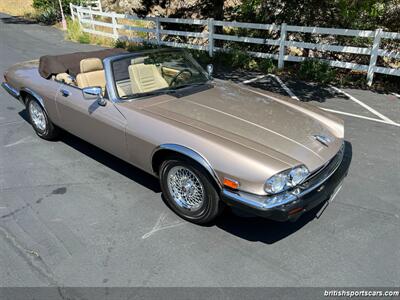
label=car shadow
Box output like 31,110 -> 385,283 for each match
17,109 -> 161,193
215,141 -> 353,244
18,108 -> 352,243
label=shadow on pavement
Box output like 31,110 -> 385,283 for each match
215,70 -> 348,103
0,15 -> 37,25
17,109 -> 161,193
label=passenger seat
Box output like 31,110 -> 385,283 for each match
76,58 -> 106,92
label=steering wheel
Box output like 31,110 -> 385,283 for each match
169,69 -> 193,87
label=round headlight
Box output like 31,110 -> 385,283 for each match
265,172 -> 289,194
288,165 -> 309,186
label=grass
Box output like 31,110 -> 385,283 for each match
0,0 -> 35,16
66,18 -> 115,46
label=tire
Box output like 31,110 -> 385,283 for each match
159,158 -> 224,224
26,96 -> 59,140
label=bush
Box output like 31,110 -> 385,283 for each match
257,58 -> 276,73
33,0 -> 79,16
298,59 -> 336,84
35,6 -> 58,25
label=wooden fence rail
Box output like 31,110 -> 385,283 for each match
70,3 -> 400,85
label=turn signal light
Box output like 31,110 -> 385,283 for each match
288,207 -> 304,216
223,178 -> 240,189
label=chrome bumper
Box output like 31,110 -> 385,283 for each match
2,82 -> 21,99
221,143 -> 345,219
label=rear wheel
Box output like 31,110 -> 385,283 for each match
159,159 -> 224,224
26,96 -> 59,140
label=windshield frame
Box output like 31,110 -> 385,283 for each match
104,48 -> 210,103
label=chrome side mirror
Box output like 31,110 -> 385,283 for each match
206,64 -> 213,77
82,86 -> 106,106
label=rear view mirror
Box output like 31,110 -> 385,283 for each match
206,64 -> 213,77
82,86 -> 106,106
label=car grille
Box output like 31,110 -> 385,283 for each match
299,142 -> 345,191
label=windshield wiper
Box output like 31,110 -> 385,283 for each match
119,82 -> 209,100
166,82 -> 209,93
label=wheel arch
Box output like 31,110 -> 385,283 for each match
20,88 -> 47,113
151,144 -> 222,190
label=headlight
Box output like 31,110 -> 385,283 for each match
288,165 -> 309,186
264,165 -> 309,194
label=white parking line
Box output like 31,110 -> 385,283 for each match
242,75 -> 266,84
267,74 -> 300,101
242,74 -> 400,127
392,92 -> 400,99
319,108 -> 400,127
329,85 -> 397,125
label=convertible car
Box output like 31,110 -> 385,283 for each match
2,48 -> 346,224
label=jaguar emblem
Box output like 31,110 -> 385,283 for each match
313,134 -> 332,147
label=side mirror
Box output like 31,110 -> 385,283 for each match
206,64 -> 213,77
82,86 -> 106,106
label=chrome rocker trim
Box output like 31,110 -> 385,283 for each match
222,143 -> 345,212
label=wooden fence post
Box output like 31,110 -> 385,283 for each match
70,3 -> 75,20
89,6 -> 95,30
112,13 -> 118,40
367,28 -> 382,86
97,0 -> 102,12
155,17 -> 161,45
208,18 -> 214,57
278,23 -> 287,69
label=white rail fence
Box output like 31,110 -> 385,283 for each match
70,4 -> 400,85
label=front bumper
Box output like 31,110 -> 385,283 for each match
221,143 -> 346,221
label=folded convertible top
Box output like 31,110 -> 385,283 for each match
38,48 -> 128,79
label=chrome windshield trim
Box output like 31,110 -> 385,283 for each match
103,48 -> 209,104
2,82 -> 20,98
222,143 -> 345,211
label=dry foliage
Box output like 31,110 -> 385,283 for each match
0,0 -> 35,16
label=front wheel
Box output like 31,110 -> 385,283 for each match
26,96 -> 59,140
159,159 -> 224,224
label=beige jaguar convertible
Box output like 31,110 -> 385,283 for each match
2,48 -> 346,224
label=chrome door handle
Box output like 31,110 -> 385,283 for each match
60,89 -> 70,97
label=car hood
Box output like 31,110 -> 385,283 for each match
131,80 -> 344,172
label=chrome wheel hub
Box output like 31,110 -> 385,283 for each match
167,166 -> 204,211
29,101 -> 46,131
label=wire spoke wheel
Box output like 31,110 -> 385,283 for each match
167,166 -> 205,211
29,100 -> 46,131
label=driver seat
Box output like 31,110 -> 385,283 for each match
128,61 -> 168,94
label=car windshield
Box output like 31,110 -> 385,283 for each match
111,50 -> 209,100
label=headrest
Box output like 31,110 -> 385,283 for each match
80,58 -> 103,73
131,56 -> 147,65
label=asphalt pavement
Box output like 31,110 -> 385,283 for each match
0,13 -> 399,291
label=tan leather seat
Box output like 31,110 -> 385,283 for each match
128,62 -> 168,94
76,58 -> 106,91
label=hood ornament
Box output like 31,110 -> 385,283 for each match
313,134 -> 332,147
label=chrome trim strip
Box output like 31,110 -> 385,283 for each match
222,143 -> 345,211
2,82 -> 20,98
20,87 -> 49,114
152,144 -> 222,189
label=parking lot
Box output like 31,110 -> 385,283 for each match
0,12 -> 399,290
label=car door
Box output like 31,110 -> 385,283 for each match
55,85 -> 128,161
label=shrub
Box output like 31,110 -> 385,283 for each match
33,0 -> 79,16
257,58 -> 276,73
35,6 -> 58,25
213,48 -> 253,70
298,59 -> 337,84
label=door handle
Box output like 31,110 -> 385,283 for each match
60,89 -> 70,97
